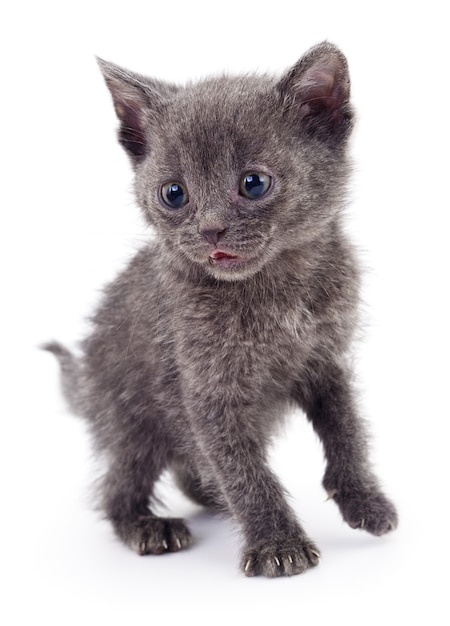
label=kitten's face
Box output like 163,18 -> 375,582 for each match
137,78 -> 301,281
99,44 -> 353,281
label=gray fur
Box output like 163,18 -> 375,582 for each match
45,42 -> 397,577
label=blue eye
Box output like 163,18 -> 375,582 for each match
239,173 -> 272,199
161,182 -> 189,209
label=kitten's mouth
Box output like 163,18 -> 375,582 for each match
209,249 -> 243,268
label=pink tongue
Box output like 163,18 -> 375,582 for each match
211,251 -> 236,260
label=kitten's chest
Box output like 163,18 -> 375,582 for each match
237,301 -> 313,349
173,285 -> 315,387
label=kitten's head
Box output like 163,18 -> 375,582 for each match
99,42 -> 354,282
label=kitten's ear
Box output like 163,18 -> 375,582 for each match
97,58 -> 178,163
277,42 -> 353,143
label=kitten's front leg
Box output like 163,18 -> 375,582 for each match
101,445 -> 192,556
182,390 -> 319,577
297,361 -> 398,535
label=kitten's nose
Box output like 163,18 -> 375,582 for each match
198,224 -> 227,246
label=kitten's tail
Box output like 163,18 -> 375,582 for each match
42,341 -> 83,416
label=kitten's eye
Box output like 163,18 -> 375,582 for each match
239,173 -> 272,199
161,181 -> 189,209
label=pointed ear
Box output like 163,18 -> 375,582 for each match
97,58 -> 178,163
277,42 -> 353,143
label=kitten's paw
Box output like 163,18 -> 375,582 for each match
330,488 -> 398,536
123,516 -> 193,555
241,536 -> 320,577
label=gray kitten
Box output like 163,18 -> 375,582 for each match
45,42 -> 398,577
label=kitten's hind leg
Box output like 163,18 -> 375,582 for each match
172,460 -> 224,511
297,362 -> 398,536
101,450 -> 192,555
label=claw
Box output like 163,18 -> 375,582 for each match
245,559 -> 251,573
311,550 -> 320,560
360,518 -> 365,529
274,556 -> 281,567
176,537 -> 182,550
139,541 -> 147,555
288,555 -> 293,564
162,540 -> 169,550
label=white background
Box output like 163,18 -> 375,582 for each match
1,1 -> 449,623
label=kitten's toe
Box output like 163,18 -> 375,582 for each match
331,488 -> 398,536
242,536 -> 320,577
119,516 -> 193,555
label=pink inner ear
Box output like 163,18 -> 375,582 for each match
304,70 -> 336,96
111,95 -> 147,158
296,62 -> 348,114
115,98 -> 143,131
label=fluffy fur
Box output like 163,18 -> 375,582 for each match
45,42 -> 397,577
